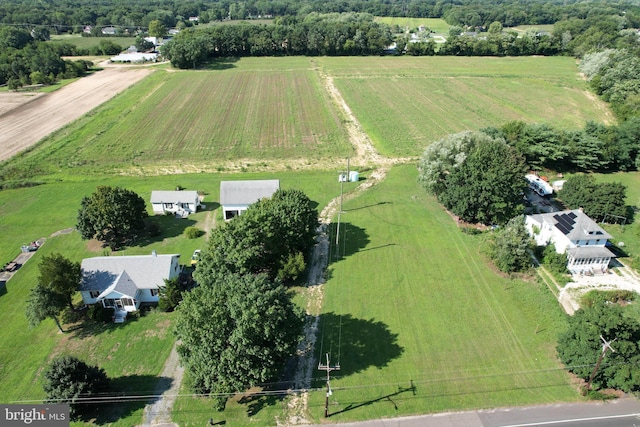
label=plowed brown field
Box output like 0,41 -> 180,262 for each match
0,66 -> 152,162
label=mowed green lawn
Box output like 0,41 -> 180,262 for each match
316,56 -> 613,157
0,170 -> 338,427
307,165 -> 578,422
6,58 -> 351,178
375,17 -> 451,33
170,165 -> 579,426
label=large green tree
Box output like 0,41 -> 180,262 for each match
26,283 -> 67,332
419,131 -> 527,225
174,272 -> 304,410
197,188 -> 318,283
77,186 -> 148,250
488,216 -> 532,273
559,175 -> 627,222
38,253 -> 81,311
42,356 -> 110,419
557,303 -> 640,392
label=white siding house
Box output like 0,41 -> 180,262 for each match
79,253 -> 181,320
220,179 -> 280,220
525,209 -> 616,274
151,190 -> 201,217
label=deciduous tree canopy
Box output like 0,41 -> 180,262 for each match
418,131 -> 527,225
173,272 -> 304,410
558,175 -> 627,222
76,186 -> 148,250
557,303 -> 640,392
42,356 -> 110,419
38,252 -> 81,311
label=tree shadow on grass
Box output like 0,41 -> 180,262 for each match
77,374 -> 169,425
65,311 -> 141,339
203,57 -> 240,70
314,312 -> 404,380
327,222 -> 370,263
136,215 -> 198,246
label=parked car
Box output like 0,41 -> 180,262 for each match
190,249 -> 201,266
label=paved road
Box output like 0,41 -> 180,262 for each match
309,397 -> 640,427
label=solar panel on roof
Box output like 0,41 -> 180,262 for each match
553,214 -> 561,221
567,212 -> 577,219
556,223 -> 571,235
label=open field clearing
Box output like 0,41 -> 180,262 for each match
316,56 -> 614,157
2,59 -> 350,178
49,35 -> 135,50
375,17 -> 450,33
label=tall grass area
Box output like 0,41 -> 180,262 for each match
308,165 -> 577,422
316,56 -> 613,157
49,34 -> 133,51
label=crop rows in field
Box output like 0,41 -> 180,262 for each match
316,56 -> 610,157
32,65 -> 350,172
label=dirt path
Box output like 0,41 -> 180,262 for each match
279,66 -> 400,427
0,66 -> 152,161
138,342 -> 183,427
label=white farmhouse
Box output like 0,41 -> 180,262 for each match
525,209 -> 616,274
79,252 -> 181,321
220,179 -> 280,220
150,190 -> 201,217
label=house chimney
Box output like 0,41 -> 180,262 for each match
152,250 -> 157,257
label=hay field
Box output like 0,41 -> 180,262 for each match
317,56 -> 613,157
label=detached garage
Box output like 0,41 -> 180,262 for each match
220,179 -> 280,220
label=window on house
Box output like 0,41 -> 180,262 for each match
150,289 -> 159,297
89,291 -> 100,298
164,203 -> 173,209
122,298 -> 134,307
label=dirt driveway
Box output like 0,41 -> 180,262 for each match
0,66 -> 153,162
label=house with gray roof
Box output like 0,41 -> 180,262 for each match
79,252 -> 181,321
150,190 -> 201,217
525,209 -> 616,274
220,179 -> 280,220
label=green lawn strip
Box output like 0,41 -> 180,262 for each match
305,165 -> 577,423
315,56 -> 610,157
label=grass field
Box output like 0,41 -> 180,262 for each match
0,169 -> 340,425
375,17 -> 450,34
316,56 -> 613,157
50,34 -> 134,51
308,165 -> 578,422
4,59 -> 351,178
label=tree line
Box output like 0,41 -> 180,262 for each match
0,26 -> 94,88
1,0 -> 638,34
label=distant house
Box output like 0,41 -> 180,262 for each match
101,26 -> 117,35
525,209 -> 616,274
150,190 -> 201,217
220,179 -> 280,220
83,25 -> 93,34
79,252 -> 181,321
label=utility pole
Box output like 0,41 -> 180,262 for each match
584,335 -> 616,395
318,353 -> 340,418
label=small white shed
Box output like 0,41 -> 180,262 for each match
220,179 -> 280,220
151,190 -> 201,217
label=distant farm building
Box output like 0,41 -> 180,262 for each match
525,209 -> 616,274
220,179 -> 280,220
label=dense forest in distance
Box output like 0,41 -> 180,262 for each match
1,0 -> 640,33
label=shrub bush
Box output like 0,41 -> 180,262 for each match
184,226 -> 204,239
88,305 -> 113,323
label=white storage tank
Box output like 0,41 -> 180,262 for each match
349,171 -> 359,182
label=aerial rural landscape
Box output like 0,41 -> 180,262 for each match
1,0 -> 640,426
